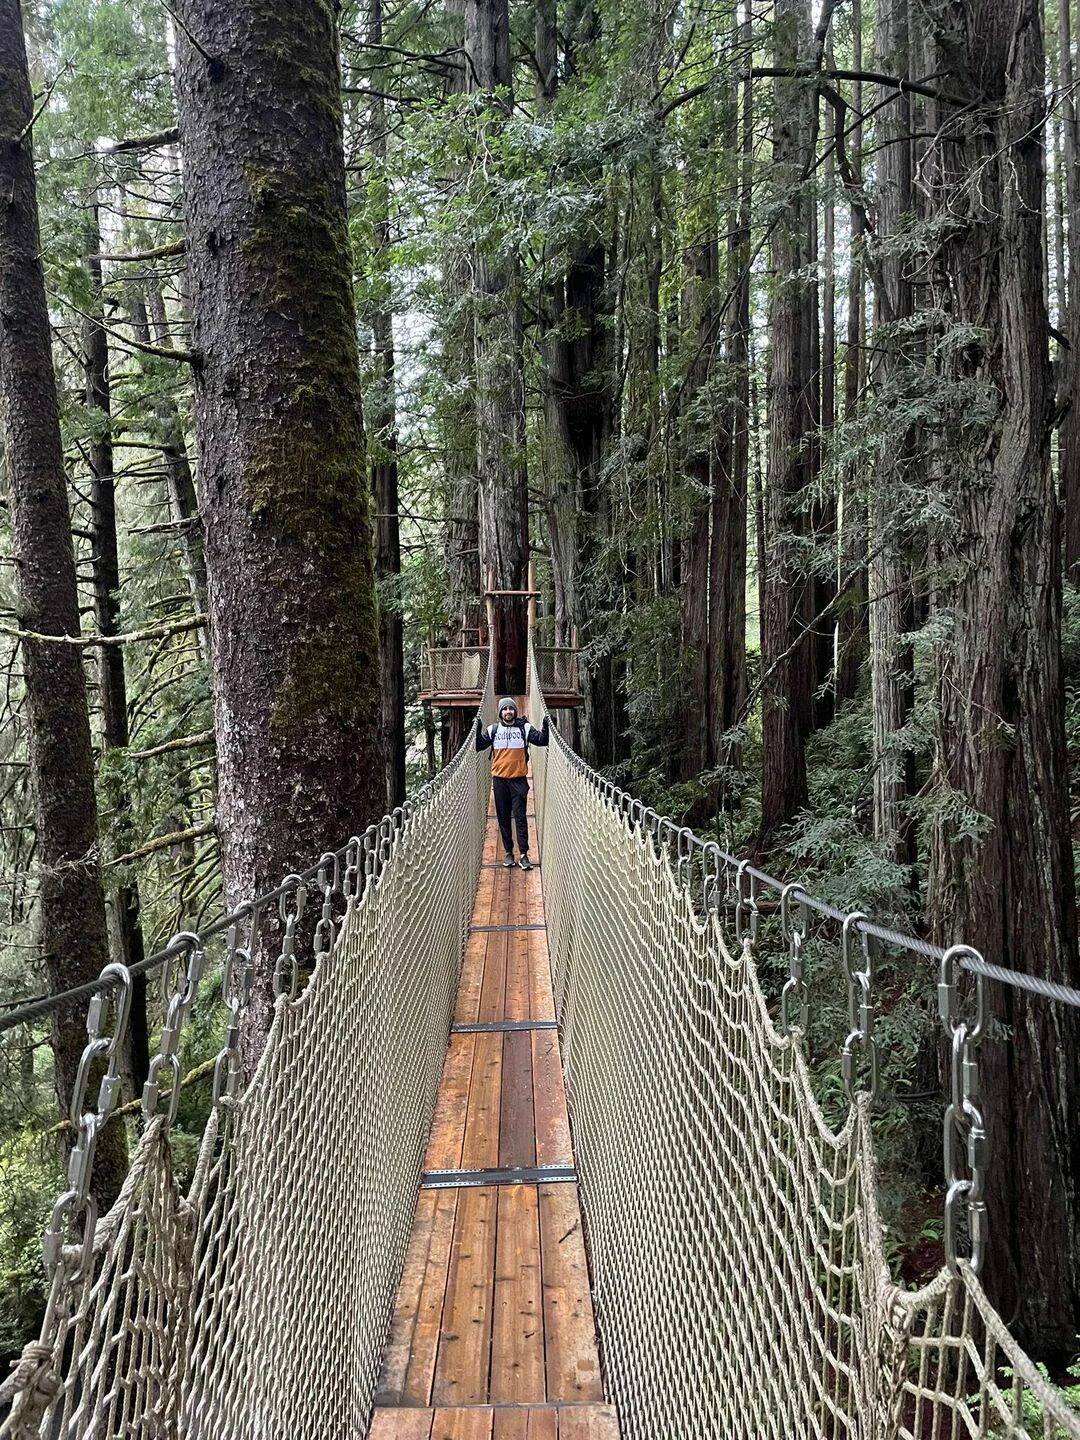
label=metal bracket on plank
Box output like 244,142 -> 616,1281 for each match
470,923 -> 546,933
482,862 -> 541,869
421,1165 -> 578,1190
451,1019 -> 557,1034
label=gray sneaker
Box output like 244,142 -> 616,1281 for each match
518,853 -> 533,871
502,852 -> 515,869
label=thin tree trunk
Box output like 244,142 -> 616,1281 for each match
868,0 -> 916,866
172,0 -> 384,1050
714,0 -> 751,777
925,0 -> 1080,1356
835,6 -> 867,703
130,283 -> 209,643
368,0 -> 406,807
83,212 -> 150,1094
760,0 -> 812,841
0,0 -> 125,1199
442,0 -> 481,651
467,0 -> 529,694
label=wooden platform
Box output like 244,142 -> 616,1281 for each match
369,807 -> 618,1439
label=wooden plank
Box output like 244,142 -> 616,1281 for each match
538,1187 -> 605,1403
528,930 -> 555,1022
499,1030 -> 536,1170
556,1406 -> 619,1439
433,1186 -> 498,1405
531,1032 -> 573,1169
478,932 -> 508,1023
376,1189 -> 440,1403
490,1185 -> 545,1404
425,1036 -> 473,1170
431,1408 -> 494,1440
455,934 -> 489,1026
368,1412 -> 434,1440
492,1410 -> 556,1440
403,1187 -> 460,1404
461,1032 -> 502,1170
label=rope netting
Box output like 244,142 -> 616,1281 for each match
0,663 -> 494,1440
527,652 -> 1080,1440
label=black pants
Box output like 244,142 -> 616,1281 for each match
493,776 -> 530,855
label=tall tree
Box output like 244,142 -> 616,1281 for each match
867,0 -> 916,866
924,0 -> 1080,1355
466,0 -> 530,694
171,0 -> 384,1042
366,0 -> 406,807
759,0 -> 814,840
84,210 -> 150,1091
1059,0 -> 1080,580
0,0 -> 125,1194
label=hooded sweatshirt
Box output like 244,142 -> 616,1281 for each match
476,703 -> 549,778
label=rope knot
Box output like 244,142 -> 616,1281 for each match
0,1339 -> 60,1433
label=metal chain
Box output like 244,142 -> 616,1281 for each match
939,943 -> 989,1274
313,852 -> 340,962
144,933 -> 205,1126
212,906 -> 258,1106
841,911 -> 879,1101
43,962 -> 132,1282
779,883 -> 809,1033
272,879 -> 307,1000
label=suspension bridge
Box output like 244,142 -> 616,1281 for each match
1,642 -> 1079,1439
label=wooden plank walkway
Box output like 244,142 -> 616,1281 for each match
369,798 -> 619,1440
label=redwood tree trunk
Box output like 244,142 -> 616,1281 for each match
172,0 -> 384,1045
925,0 -> 1080,1355
0,0 -> 124,1196
760,0 -> 812,841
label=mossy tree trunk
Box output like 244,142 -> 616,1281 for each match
0,0 -> 125,1198
171,0 -> 384,1047
924,0 -> 1080,1357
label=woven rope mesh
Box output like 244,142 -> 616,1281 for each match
527,653 -> 1080,1440
0,662 -> 492,1440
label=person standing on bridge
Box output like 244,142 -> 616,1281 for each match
476,699 -> 549,870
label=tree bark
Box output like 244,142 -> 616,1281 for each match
924,0 -> 1080,1356
84,213 -> 150,1094
0,0 -> 125,1197
760,0 -> 812,841
442,0 -> 482,651
171,0 -> 384,1046
867,0 -> 916,866
1059,0 -> 1080,580
466,0 -> 530,695
835,8 -> 867,704
367,0 -> 406,808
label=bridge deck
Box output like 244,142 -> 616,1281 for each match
369,809 -> 619,1440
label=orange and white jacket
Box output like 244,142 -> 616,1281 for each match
476,716 -> 550,779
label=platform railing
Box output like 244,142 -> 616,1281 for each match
533,646 -> 579,694
422,645 -> 488,694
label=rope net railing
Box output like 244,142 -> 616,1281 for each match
0,662 -> 495,1440
526,646 -> 1080,1440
